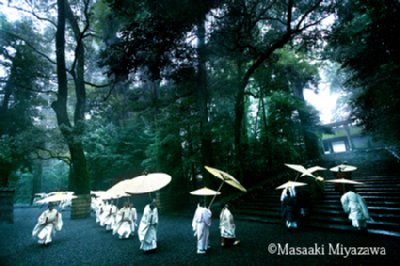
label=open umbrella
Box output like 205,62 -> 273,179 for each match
285,163 -> 327,177
204,166 -> 247,192
36,192 -> 77,204
330,164 -> 357,172
190,187 -> 221,207
326,178 -> 364,185
204,166 -> 247,208
275,180 -> 307,190
47,191 -> 74,197
284,163 -> 314,177
107,179 -> 135,198
190,187 -> 221,196
304,166 -> 327,176
125,173 -> 172,194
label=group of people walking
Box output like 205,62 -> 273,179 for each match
192,202 -> 240,254
280,185 -> 372,231
92,197 -> 158,252
92,197 -> 138,239
32,197 -> 158,252
32,197 -> 240,255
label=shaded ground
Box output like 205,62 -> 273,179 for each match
0,207 -> 399,266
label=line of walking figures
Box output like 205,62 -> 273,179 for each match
281,185 -> 372,231
32,197 -> 240,254
31,198 -> 155,251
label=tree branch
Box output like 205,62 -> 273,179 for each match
4,3 -> 57,28
84,81 -> 111,88
0,29 -> 56,65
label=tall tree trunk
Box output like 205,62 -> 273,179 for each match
65,0 -> 90,194
52,0 -> 90,217
260,90 -> 273,173
197,21 -> 213,180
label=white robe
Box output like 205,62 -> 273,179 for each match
340,191 -> 371,228
192,206 -> 212,252
219,207 -> 236,238
94,199 -> 104,224
99,203 -> 111,226
99,204 -> 117,230
138,204 -> 158,251
32,208 -> 63,245
112,207 -> 137,239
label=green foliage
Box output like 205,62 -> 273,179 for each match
327,0 -> 400,145
100,0 -> 215,81
83,114 -> 150,189
0,0 -> 339,202
266,91 -> 304,156
0,17 -> 51,187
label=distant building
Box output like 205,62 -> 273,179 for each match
321,120 -> 379,154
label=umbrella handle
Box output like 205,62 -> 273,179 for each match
208,182 -> 224,209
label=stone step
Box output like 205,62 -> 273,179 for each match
234,205 -> 400,222
231,174 -> 400,237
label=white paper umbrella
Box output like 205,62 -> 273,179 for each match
37,193 -> 77,204
326,178 -> 364,185
204,166 -> 247,192
304,166 -> 327,176
190,187 -> 221,196
107,179 -> 136,198
284,163 -> 314,177
204,166 -> 247,208
330,164 -> 357,172
34,192 -> 48,197
275,180 -> 307,190
125,173 -> 172,194
47,191 -> 74,197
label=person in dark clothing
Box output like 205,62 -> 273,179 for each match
281,187 -> 298,229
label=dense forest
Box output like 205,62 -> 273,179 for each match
0,0 -> 399,210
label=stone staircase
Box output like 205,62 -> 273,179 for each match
231,175 -> 400,237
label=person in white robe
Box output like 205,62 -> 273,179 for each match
32,203 -> 63,246
192,202 -> 212,254
113,202 -> 138,239
99,201 -> 111,226
340,190 -> 371,230
93,198 -> 104,224
105,203 -> 118,231
219,204 -> 240,247
99,201 -> 117,231
138,200 -> 158,252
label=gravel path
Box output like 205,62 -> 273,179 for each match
0,207 -> 399,266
